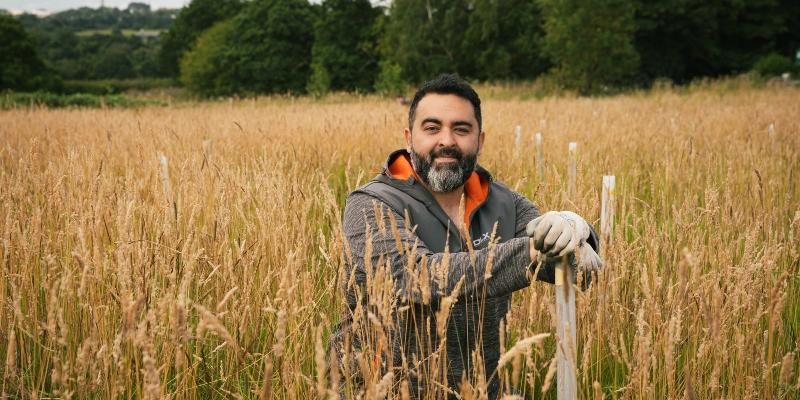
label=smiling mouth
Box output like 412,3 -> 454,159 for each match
434,157 -> 458,163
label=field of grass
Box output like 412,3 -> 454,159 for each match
1,83 -> 798,399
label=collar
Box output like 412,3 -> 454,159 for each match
383,149 -> 490,230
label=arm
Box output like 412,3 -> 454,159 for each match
342,192 -> 536,306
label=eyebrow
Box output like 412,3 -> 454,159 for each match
420,117 -> 473,128
421,117 -> 442,126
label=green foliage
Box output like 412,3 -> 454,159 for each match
4,0 -> 800,97
381,0 -> 472,84
0,92 -> 164,109
634,0 -> 791,83
374,60 -> 406,95
464,0 -> 549,81
307,62 -> 332,96
16,4 -> 177,31
130,44 -> 161,77
310,0 -> 381,92
751,53 -> 797,77
159,0 -> 242,78
0,14 -> 59,91
539,0 -> 640,94
379,0 -> 547,85
180,0 -> 314,97
186,0 -> 314,97
61,78 -> 173,94
633,0 -> 710,83
22,22 -> 165,81
715,0 -> 786,74
94,34 -> 136,79
179,20 -> 235,97
14,5 -> 178,82
774,0 -> 800,57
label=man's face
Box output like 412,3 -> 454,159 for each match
404,93 -> 485,193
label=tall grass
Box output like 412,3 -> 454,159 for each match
1,85 -> 798,398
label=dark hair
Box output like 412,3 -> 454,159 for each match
408,74 -> 482,131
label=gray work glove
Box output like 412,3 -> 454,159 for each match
526,211 -> 591,257
535,243 -> 603,289
573,243 -> 603,288
527,211 -> 602,289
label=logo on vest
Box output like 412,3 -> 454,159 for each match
472,231 -> 491,247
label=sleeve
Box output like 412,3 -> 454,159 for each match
342,192 -> 536,306
511,191 -> 556,283
512,191 -> 541,238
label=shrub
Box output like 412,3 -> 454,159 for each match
751,53 -> 797,77
61,78 -> 175,95
0,91 -> 164,108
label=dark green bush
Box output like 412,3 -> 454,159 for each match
751,53 -> 798,77
0,91 -> 165,109
61,78 -> 174,94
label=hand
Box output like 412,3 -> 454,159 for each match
537,243 -> 603,289
526,211 -> 591,257
575,243 -> 603,288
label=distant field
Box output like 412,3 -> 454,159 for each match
75,28 -> 164,37
1,84 -> 799,398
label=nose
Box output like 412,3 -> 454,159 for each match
437,128 -> 457,147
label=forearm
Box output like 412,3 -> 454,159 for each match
343,193 -> 535,305
421,237 -> 534,299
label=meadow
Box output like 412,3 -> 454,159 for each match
1,81 -> 799,399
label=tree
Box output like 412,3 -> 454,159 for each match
539,0 -> 639,94
180,0 -> 314,96
634,0 -> 711,83
775,0 -> 800,60
715,0 -> 786,74
180,20 -> 236,96
130,45 -> 160,78
93,36 -> 135,79
464,0 -> 549,81
159,0 -> 242,78
635,0 -> 789,84
374,59 -> 406,95
309,0 -> 381,93
0,14 -> 58,91
381,0 -> 472,84
126,3 -> 151,14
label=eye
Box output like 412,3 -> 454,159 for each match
423,124 -> 440,133
454,126 -> 470,135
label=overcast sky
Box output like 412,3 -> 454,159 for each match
1,0 -> 189,13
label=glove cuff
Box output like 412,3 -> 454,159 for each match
558,211 -> 590,242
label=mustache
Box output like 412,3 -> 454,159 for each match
430,147 -> 463,160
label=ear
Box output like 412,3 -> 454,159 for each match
478,130 -> 486,156
404,128 -> 412,152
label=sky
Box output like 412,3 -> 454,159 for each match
0,0 -> 189,13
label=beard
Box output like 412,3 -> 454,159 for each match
409,145 -> 478,192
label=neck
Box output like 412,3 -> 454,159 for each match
429,186 -> 464,208
420,180 -> 465,228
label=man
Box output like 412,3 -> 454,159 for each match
331,74 -> 602,399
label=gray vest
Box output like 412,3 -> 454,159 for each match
350,151 -> 518,398
355,167 -> 517,254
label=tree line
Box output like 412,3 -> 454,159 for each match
2,0 -> 799,96
3,3 -> 177,86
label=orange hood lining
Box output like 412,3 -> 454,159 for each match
388,153 -> 489,230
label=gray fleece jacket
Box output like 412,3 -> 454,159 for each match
330,150 -> 597,399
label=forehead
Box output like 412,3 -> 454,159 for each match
414,93 -> 477,125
